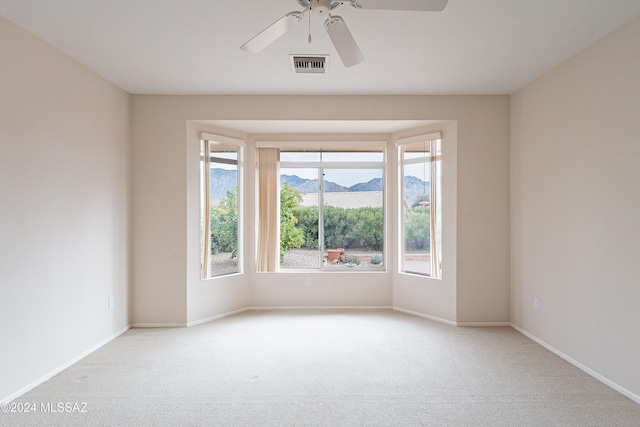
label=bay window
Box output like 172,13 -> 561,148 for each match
399,133 -> 442,278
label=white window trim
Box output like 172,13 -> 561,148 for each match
269,144 -> 387,272
397,132 -> 443,279
396,132 -> 442,147
200,133 -> 244,279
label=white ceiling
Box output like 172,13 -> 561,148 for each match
2,0 -> 640,96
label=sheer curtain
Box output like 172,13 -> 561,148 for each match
429,139 -> 442,278
256,148 -> 279,272
200,139 -> 212,279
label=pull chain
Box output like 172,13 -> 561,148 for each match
308,7 -> 312,43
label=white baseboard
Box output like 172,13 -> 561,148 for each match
457,321 -> 511,327
130,322 -> 186,328
1,325 -> 130,405
510,323 -> 640,405
132,307 -> 393,327
393,307 -> 510,327
186,308 -> 248,327
248,306 -> 393,311
392,307 -> 458,327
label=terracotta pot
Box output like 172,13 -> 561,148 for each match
327,249 -> 342,262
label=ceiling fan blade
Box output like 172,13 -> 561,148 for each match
325,15 -> 364,67
350,0 -> 448,11
240,11 -> 305,53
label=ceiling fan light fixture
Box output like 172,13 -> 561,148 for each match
311,0 -> 332,16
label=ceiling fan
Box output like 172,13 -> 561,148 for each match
240,0 -> 449,67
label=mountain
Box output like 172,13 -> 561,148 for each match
403,175 -> 431,202
210,168 -> 238,203
298,179 -> 349,193
281,176 -> 349,193
348,177 -> 383,192
211,169 -> 428,203
280,174 -> 307,188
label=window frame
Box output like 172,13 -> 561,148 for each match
398,133 -> 443,279
200,133 -> 244,280
277,148 -> 387,272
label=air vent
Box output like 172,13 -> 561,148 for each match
290,55 -> 329,74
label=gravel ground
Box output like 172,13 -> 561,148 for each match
281,248 -> 322,269
209,248 -> 385,273
208,252 -> 238,276
283,248 -> 384,269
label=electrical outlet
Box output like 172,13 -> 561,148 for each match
108,296 -> 114,310
533,297 -> 540,311
305,277 -> 312,286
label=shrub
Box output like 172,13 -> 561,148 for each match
280,183 -> 305,260
345,207 -> 383,250
370,253 -> 383,265
403,206 -> 430,251
344,254 -> 360,265
210,188 -> 238,258
294,205 -> 383,251
323,206 -> 349,249
293,206 -> 319,249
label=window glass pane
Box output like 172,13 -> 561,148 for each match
400,138 -> 441,278
323,168 -> 384,269
402,159 -> 431,275
201,141 -> 239,278
403,141 -> 431,160
280,152 -> 321,162
322,152 -> 384,162
278,151 -> 385,271
210,151 -> 237,161
404,152 -> 430,160
280,167 -> 320,269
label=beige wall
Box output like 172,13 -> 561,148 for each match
392,121 -> 458,322
0,16 -> 131,402
510,15 -> 640,399
186,121 -> 250,324
131,95 -> 510,325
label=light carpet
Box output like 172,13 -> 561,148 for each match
2,309 -> 640,426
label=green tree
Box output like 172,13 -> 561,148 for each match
280,183 -> 304,260
293,205 -> 319,248
211,184 -> 305,262
210,188 -> 238,258
404,205 -> 430,251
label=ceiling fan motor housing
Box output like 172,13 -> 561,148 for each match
311,0 -> 332,16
